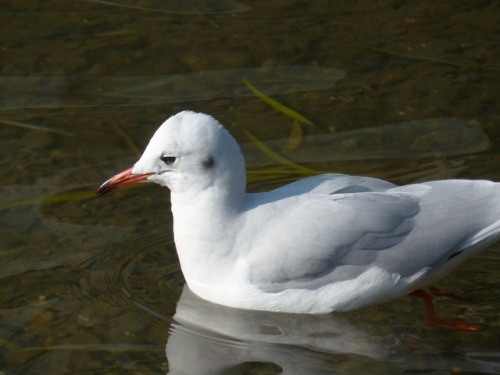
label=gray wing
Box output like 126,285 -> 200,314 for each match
245,187 -> 423,291
245,178 -> 500,292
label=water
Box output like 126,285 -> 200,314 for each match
0,1 -> 499,373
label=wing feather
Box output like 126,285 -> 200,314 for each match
243,177 -> 500,293
246,190 -> 421,288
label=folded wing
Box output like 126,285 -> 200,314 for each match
245,177 -> 500,293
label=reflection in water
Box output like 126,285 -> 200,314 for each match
243,117 -> 489,167
80,0 -> 251,14
265,118 -> 489,162
167,287 -> 500,375
242,116 -> 491,186
0,67 -> 345,110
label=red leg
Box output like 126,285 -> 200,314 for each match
428,286 -> 469,300
410,289 -> 479,332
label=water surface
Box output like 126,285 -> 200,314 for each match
0,1 -> 499,373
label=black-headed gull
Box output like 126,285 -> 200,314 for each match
98,111 -> 500,331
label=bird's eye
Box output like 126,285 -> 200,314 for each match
160,155 -> 176,164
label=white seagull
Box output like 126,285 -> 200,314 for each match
98,111 -> 500,331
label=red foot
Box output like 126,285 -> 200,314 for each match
410,289 -> 479,332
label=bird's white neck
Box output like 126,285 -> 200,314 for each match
169,176 -> 247,286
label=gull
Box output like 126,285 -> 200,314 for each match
98,111 -> 500,331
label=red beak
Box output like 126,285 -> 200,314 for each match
97,167 -> 153,196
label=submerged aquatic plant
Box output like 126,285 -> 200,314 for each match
243,78 -> 316,128
242,78 -> 322,183
0,118 -> 73,136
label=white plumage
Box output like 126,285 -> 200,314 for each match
98,111 -> 500,325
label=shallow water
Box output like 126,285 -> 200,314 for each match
0,1 -> 499,374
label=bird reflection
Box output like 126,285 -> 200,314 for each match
164,286 -> 498,375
